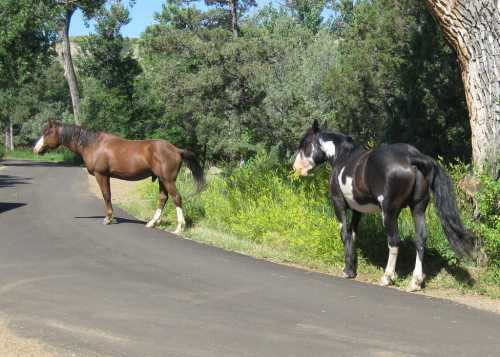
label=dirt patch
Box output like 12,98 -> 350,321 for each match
87,172 -> 500,315
0,320 -> 54,357
86,172 -> 146,207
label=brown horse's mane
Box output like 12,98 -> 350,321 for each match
58,123 -> 100,148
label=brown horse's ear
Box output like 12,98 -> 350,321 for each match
312,119 -> 320,133
48,119 -> 54,127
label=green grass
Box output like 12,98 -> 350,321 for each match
122,152 -> 500,299
1,147 -> 82,164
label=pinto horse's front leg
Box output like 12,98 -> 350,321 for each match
95,173 -> 115,225
332,199 -> 359,278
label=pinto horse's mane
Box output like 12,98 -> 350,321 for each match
57,122 -> 100,148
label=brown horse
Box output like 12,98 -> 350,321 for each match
33,120 -> 204,233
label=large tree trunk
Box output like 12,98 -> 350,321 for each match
230,0 -> 239,37
58,8 -> 81,124
424,0 -> 499,177
4,119 -> 14,151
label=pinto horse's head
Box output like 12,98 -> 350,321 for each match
33,120 -> 62,155
293,120 -> 327,176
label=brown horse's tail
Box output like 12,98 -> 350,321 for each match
179,149 -> 205,193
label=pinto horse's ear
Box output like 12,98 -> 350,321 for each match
312,119 -> 320,133
322,120 -> 328,129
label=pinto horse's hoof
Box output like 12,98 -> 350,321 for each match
380,274 -> 395,287
342,269 -> 356,279
406,280 -> 422,292
103,217 -> 116,225
406,275 -> 425,292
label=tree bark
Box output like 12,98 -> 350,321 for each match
230,0 -> 239,37
424,0 -> 500,177
4,119 -> 13,151
58,7 -> 81,124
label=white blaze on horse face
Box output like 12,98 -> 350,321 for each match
146,208 -> 162,228
293,150 -> 315,176
319,139 -> 336,158
33,136 -> 45,154
337,167 -> 380,213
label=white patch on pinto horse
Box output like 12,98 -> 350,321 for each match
146,208 -> 162,228
33,136 -> 44,154
381,246 -> 399,286
337,167 -> 380,213
407,253 -> 424,292
319,139 -> 336,158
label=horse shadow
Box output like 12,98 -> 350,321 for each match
0,202 -> 27,214
0,174 -> 32,188
355,213 -> 475,287
74,216 -> 146,225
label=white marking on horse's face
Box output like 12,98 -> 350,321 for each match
293,150 -> 315,176
338,167 -> 380,213
33,136 -> 45,154
319,139 -> 336,158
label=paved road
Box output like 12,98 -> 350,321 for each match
0,160 -> 499,357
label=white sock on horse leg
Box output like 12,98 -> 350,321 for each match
146,208 -> 162,228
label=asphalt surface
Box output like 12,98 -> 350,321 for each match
0,160 -> 499,357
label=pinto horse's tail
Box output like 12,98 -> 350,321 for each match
412,155 -> 477,260
179,149 -> 205,193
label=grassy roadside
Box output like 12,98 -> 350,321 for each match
119,154 -> 499,301
1,148 -> 81,164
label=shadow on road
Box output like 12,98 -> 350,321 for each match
0,174 -> 32,188
0,202 -> 27,214
74,216 -> 146,225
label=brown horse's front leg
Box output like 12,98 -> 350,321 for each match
95,173 -> 115,225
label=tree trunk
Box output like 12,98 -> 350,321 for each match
230,0 -> 239,37
424,0 -> 500,177
4,119 -> 13,151
58,8 -> 81,124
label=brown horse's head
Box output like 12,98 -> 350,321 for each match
33,120 -> 62,154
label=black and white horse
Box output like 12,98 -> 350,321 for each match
293,120 -> 477,291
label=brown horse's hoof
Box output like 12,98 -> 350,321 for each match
103,217 -> 116,225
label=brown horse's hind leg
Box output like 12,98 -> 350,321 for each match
95,173 -> 115,225
165,181 -> 185,234
146,181 -> 168,228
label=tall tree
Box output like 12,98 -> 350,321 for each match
424,0 -> 500,177
0,0 -> 56,151
53,0 -> 106,124
287,0 -> 327,33
205,0 -> 256,37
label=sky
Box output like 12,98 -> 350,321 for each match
69,1 -> 277,38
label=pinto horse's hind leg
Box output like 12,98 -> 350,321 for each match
380,209 -> 401,286
165,181 -> 185,234
146,181 -> 168,228
95,173 -> 115,225
407,197 -> 430,292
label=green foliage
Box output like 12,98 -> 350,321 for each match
78,2 -> 144,137
324,0 -> 470,161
